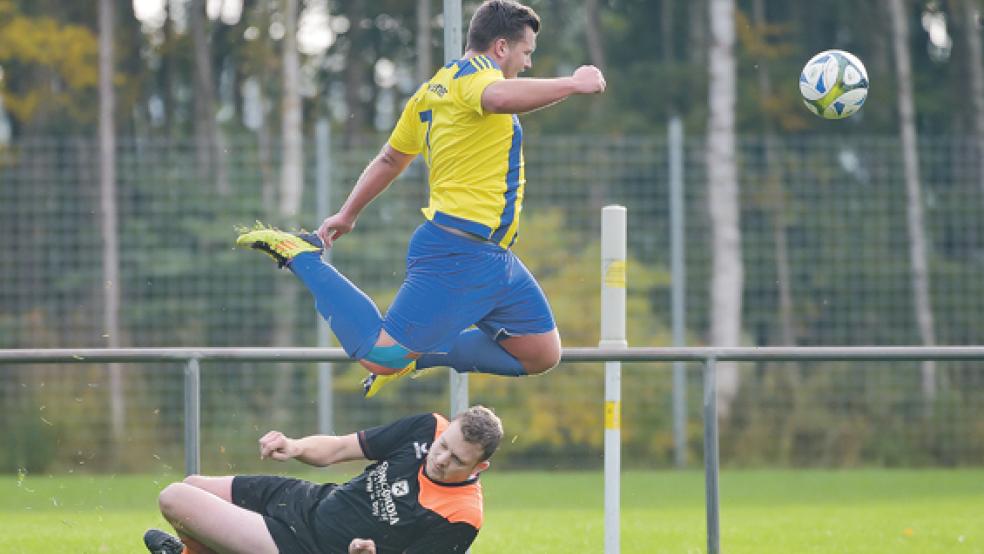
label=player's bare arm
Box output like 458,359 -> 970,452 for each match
258,430 -> 365,466
316,144 -> 416,246
482,65 -> 606,114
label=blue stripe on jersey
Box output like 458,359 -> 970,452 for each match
481,55 -> 500,70
432,211 -> 494,239
491,115 -> 523,244
454,59 -> 479,79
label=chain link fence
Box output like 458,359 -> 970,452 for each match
2,130 -> 983,473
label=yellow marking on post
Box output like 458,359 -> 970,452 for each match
604,260 -> 627,289
605,400 -> 621,430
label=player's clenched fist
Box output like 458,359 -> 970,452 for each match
571,65 -> 606,94
259,430 -> 299,461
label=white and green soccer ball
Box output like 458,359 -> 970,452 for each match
799,49 -> 869,120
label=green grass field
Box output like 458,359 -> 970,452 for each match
2,469 -> 982,553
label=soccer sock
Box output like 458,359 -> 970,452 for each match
287,252 -> 382,359
415,328 -> 527,377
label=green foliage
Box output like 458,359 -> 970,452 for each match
0,0 -> 99,127
0,390 -> 59,473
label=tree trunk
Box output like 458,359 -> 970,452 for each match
98,0 -> 124,456
584,0 -> 607,72
964,0 -> 984,204
661,0 -> 674,62
281,0 -> 303,220
162,4 -> 175,134
689,0 -> 708,66
888,0 -> 937,401
752,0 -> 795,346
344,0 -> 368,144
189,0 -> 230,195
707,0 -> 743,418
416,0 -> 432,84
272,0 -> 304,426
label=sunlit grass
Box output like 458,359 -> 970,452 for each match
2,469 -> 982,553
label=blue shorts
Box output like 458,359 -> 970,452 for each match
382,221 -> 556,353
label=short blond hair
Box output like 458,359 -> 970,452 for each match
455,405 -> 503,461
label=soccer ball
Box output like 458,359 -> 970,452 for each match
799,49 -> 869,120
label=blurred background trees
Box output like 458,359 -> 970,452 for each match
2,0 -> 984,471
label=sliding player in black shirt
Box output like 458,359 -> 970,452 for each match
144,405 -> 502,554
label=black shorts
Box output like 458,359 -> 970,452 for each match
232,475 -> 338,554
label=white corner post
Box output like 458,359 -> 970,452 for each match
601,205 -> 626,554
669,115 -> 688,468
184,357 -> 201,476
444,0 -> 468,417
704,356 -> 721,554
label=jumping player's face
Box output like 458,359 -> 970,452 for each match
425,421 -> 490,483
497,26 -> 536,79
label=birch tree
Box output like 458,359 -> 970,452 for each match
189,0 -> 229,195
888,0 -> 936,400
963,0 -> 984,204
272,0 -> 304,424
707,0 -> 743,417
98,0 -> 124,448
416,0 -> 432,83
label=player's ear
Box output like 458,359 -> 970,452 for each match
473,460 -> 491,475
493,37 -> 509,58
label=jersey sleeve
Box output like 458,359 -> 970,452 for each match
404,520 -> 478,554
387,87 -> 426,155
454,63 -> 504,116
357,413 -> 435,460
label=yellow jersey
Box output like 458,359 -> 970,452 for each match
388,55 -> 525,249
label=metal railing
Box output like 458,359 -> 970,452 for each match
3,345 -> 984,554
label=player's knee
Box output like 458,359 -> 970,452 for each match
358,359 -> 401,375
359,341 -> 415,375
182,474 -> 206,488
522,346 -> 561,375
158,482 -> 190,519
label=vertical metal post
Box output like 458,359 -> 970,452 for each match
184,358 -> 201,476
315,119 -> 334,435
669,116 -> 688,468
601,205 -> 626,554
703,356 -> 721,554
444,0 -> 468,418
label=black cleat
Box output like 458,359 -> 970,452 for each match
144,529 -> 184,554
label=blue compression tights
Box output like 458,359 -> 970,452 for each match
288,252 -> 381,359
289,253 -> 526,376
416,328 -> 527,377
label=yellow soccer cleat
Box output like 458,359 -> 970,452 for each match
235,225 -> 322,268
362,361 -> 417,398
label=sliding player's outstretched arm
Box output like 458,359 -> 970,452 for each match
258,430 -> 365,467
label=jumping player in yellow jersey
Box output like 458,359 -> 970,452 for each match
237,0 -> 606,397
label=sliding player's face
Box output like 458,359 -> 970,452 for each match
425,421 -> 490,483
499,26 -> 536,79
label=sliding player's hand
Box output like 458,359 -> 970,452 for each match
349,538 -> 376,554
317,211 -> 357,248
258,430 -> 299,461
